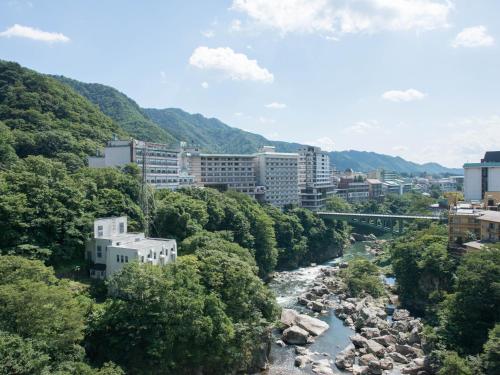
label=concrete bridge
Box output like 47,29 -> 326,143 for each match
317,212 -> 447,234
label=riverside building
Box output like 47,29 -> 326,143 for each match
464,151 -> 500,202
254,146 -> 299,207
85,216 -> 177,279
88,139 -> 182,190
298,146 -> 335,211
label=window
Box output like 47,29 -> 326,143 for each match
96,246 -> 102,258
141,256 -> 144,262
153,252 -> 157,260
97,225 -> 103,237
120,255 -> 124,263
119,222 -> 125,234
125,256 -> 129,263
116,254 -> 119,262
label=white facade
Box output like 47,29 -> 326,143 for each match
298,146 -> 335,211
86,216 -> 176,279
88,139 -> 183,190
464,163 -> 500,201
254,146 -> 299,207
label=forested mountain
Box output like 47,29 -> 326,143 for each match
53,75 -> 176,144
52,75 -> 461,174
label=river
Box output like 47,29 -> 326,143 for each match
266,240 -> 382,374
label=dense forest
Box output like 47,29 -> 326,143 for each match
0,60 -> 350,374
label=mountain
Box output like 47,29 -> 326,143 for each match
144,107 -> 301,154
0,60 -> 126,163
330,150 -> 463,175
52,76 -> 176,144
52,73 -> 462,175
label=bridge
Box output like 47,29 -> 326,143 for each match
317,212 -> 447,234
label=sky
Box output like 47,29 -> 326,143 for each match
1,0 -> 499,168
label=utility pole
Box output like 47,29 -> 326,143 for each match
141,143 -> 149,236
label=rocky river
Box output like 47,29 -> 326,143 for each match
265,238 -> 431,375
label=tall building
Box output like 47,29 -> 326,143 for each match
298,146 -> 335,211
88,139 -> 182,190
188,151 -> 257,197
254,146 -> 299,207
464,151 -> 500,202
85,216 -> 177,279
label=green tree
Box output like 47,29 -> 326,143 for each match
0,331 -> 50,375
481,324 -> 500,375
437,351 -> 472,375
341,258 -> 384,298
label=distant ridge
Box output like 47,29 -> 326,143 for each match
53,74 -> 462,175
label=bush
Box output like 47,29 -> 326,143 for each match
341,258 -> 384,297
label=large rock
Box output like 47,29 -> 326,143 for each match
359,353 -> 377,366
312,359 -> 335,375
393,309 -> 411,321
395,344 -> 423,358
389,351 -> 409,364
368,359 -> 382,375
281,309 -> 299,327
373,335 -> 397,347
361,327 -> 381,339
282,326 -> 309,345
295,355 -> 311,368
311,284 -> 330,296
311,300 -> 325,313
350,334 -> 368,348
365,339 -> 386,358
296,314 -> 330,336
352,365 -> 369,375
335,344 -> 355,370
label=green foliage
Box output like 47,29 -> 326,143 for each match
437,351 -> 473,375
340,258 -> 384,297
0,60 -> 125,162
481,324 -> 500,375
353,192 -> 435,216
390,225 -> 455,318
439,247 -> 500,355
0,331 -> 50,375
326,195 -> 353,212
54,76 -> 175,144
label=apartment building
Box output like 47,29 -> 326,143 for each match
254,146 -> 299,207
88,139 -> 182,190
448,203 -> 482,244
347,181 -> 370,203
188,152 -> 257,197
298,146 -> 335,211
367,179 -> 383,200
464,151 -> 500,201
85,216 -> 177,279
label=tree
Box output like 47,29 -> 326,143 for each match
481,324 -> 500,375
326,196 -> 352,212
341,258 -> 384,298
0,331 -> 50,375
437,351 -> 472,375
439,247 -> 500,354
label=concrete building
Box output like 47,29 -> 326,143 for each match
188,152 -> 257,197
298,146 -> 335,211
86,216 -> 176,279
448,203 -> 482,244
367,179 -> 383,200
347,181 -> 370,203
88,139 -> 182,190
434,178 -> 458,193
478,211 -> 500,242
464,151 -> 500,202
254,146 -> 299,207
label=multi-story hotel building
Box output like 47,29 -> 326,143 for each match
298,146 -> 335,211
188,151 -> 257,197
254,146 -> 299,207
464,151 -> 500,202
88,139 -> 182,190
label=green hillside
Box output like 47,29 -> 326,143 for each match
53,75 -> 176,145
0,60 -> 126,164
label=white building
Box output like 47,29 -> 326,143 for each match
88,139 -> 183,190
298,146 -> 335,211
254,146 -> 299,207
85,216 -> 177,279
464,152 -> 500,202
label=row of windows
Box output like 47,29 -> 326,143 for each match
116,254 -> 129,263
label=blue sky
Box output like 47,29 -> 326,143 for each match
1,0 -> 499,168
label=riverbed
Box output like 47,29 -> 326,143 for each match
266,240 -> 382,374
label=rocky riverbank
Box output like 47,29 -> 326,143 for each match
273,254 -> 431,375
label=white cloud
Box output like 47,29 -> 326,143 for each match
382,89 -> 427,102
231,0 -> 452,38
343,120 -> 380,135
189,46 -> 274,83
230,19 -> 243,31
0,24 -> 69,43
201,30 -> 215,38
265,102 -> 287,109
452,26 -> 494,48
201,81 -> 209,89
310,136 -> 335,151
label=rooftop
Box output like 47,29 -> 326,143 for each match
114,238 -> 175,250
477,210 -> 500,223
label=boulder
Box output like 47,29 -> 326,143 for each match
352,365 -> 369,375
393,309 -> 411,321
350,334 -> 368,348
311,300 -> 325,313
340,301 -> 356,315
312,359 -> 335,375
282,326 -> 309,345
389,352 -> 409,364
275,339 -> 286,347
395,344 -> 423,358
294,355 -> 311,368
296,314 -> 330,336
380,358 -> 394,370
359,353 -> 377,366
368,359 -> 382,375
365,339 -> 385,358
311,285 -> 330,297
281,309 -> 299,327
295,346 -> 309,355
334,344 -> 355,370
361,327 -> 381,339
373,335 -> 397,347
